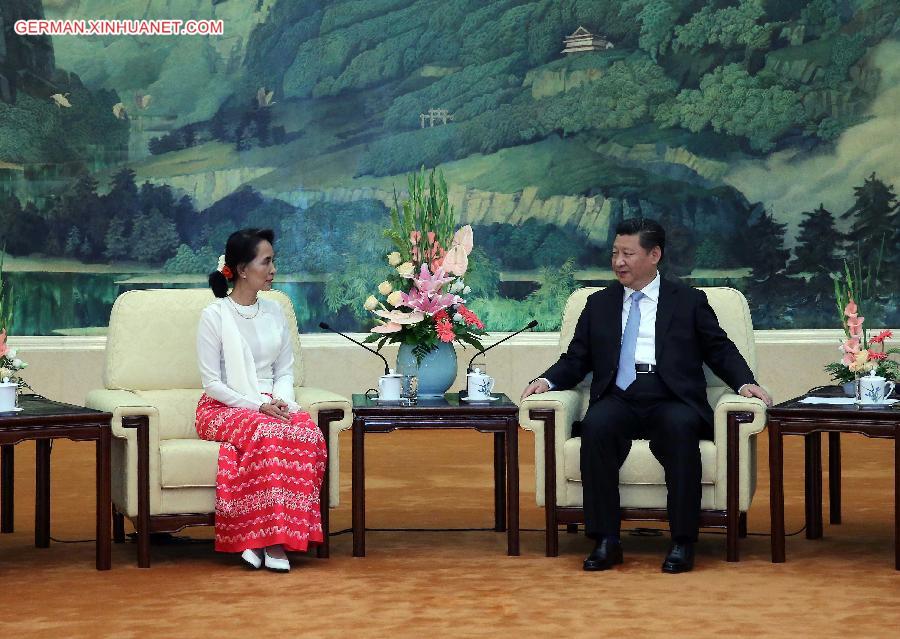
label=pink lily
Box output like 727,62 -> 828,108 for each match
410,263 -> 455,294
401,287 -> 462,314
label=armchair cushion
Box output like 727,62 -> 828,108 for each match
159,439 -> 219,488
562,438 -> 717,485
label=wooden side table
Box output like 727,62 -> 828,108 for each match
767,388 -> 900,569
0,395 -> 113,570
351,392 -> 520,557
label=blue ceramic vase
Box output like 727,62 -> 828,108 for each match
396,342 -> 457,398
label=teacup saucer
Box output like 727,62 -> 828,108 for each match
461,395 -> 499,402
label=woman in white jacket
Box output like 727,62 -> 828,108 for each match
195,228 -> 326,572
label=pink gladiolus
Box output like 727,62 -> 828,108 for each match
841,352 -> 856,366
847,316 -> 864,336
844,299 -> 858,317
0,329 -> 7,358
842,337 -> 860,352
442,244 -> 468,276
371,322 -> 403,334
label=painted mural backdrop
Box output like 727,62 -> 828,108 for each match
0,0 -> 898,336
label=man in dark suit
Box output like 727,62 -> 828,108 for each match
521,218 -> 771,573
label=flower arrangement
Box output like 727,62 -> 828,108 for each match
824,263 -> 898,385
0,329 -> 30,390
363,168 -> 486,362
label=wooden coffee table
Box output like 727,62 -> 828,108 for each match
351,392 -> 520,556
0,395 -> 112,570
767,387 -> 900,569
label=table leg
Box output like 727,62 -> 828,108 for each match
1,445 -> 13,533
506,419 -> 519,557
805,432 -> 823,539
769,420 -> 786,563
493,432 -> 506,532
35,439 -> 51,548
96,426 -> 111,570
828,432 -> 842,525
352,417 -> 366,557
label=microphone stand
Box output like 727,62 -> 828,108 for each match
466,320 -> 538,373
319,322 -> 391,375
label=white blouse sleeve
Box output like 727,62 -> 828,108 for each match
197,306 -> 265,410
271,306 -> 300,411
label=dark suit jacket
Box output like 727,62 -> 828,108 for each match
541,278 -> 755,426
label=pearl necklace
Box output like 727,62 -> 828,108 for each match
227,295 -> 260,319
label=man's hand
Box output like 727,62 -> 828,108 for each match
740,383 -> 772,407
260,401 -> 290,422
521,378 -> 551,400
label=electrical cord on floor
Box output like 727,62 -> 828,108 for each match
47,524 -> 809,544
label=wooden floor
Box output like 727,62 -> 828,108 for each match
0,429 -> 898,638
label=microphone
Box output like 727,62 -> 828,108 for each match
319,322 -> 391,375
467,320 -> 538,373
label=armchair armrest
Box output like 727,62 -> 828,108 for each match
712,391 -> 769,514
85,389 -> 159,441
85,389 -> 162,530
295,385 -> 352,507
713,392 -> 767,442
519,390 -> 587,508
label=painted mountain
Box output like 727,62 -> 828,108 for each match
1,0 -> 898,334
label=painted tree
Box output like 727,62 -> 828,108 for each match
745,211 -> 790,281
790,204 -> 844,275
841,172 -> 898,265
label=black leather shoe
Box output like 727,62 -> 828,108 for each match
661,541 -> 695,573
583,538 -> 623,571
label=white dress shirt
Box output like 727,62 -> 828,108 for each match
622,271 -> 660,366
196,297 -> 299,411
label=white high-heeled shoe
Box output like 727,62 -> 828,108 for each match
264,546 -> 290,572
240,548 -> 263,569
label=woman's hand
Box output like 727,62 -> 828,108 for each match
260,402 -> 290,422
272,398 -> 296,415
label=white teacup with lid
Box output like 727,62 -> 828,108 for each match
466,368 -> 495,400
378,369 -> 403,401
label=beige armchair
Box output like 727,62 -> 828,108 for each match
86,289 -> 351,567
520,287 -> 767,560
